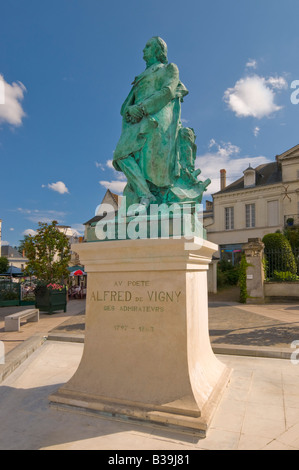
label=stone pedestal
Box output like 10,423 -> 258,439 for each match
243,238 -> 265,304
49,237 -> 231,436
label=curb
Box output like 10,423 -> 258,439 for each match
0,334 -> 47,384
46,333 -> 293,361
47,332 -> 85,343
212,343 -> 292,360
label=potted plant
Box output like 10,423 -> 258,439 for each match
34,282 -> 67,314
23,221 -> 71,314
286,217 -> 294,227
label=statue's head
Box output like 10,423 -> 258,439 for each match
143,37 -> 168,65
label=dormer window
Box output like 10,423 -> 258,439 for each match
243,165 -> 256,188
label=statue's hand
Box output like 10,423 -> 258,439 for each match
125,105 -> 144,123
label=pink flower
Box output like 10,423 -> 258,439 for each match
47,283 -> 64,291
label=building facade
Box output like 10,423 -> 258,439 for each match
84,190 -> 122,241
204,144 -> 299,263
1,245 -> 28,271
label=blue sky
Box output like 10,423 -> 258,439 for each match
0,0 -> 298,247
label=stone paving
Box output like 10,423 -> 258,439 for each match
0,296 -> 299,450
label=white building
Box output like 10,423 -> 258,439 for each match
84,190 -> 122,241
204,144 -> 299,263
1,245 -> 28,272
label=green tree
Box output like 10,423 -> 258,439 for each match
18,235 -> 31,255
0,257 -> 9,274
23,221 -> 71,283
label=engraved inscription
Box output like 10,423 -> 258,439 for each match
90,279 -> 182,333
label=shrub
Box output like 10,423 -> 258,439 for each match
262,233 -> 297,278
217,260 -> 240,289
2,291 -> 19,300
239,255 -> 250,303
273,271 -> 299,282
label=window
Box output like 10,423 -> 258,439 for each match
267,200 -> 279,227
246,204 -> 255,228
220,244 -> 243,265
225,207 -> 234,230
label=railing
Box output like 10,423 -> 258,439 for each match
264,248 -> 299,281
284,214 -> 299,227
0,280 -> 20,305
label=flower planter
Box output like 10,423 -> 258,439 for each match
35,287 -> 67,314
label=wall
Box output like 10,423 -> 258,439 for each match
205,183 -> 284,249
207,259 -> 218,293
264,282 -> 299,300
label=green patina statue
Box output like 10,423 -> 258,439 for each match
113,36 -> 210,214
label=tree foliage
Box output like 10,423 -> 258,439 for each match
23,221 -> 71,283
0,257 -> 9,274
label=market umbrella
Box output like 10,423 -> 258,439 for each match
71,269 -> 86,276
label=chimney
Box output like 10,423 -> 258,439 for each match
220,169 -> 226,190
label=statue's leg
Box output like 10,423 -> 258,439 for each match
118,155 -> 157,198
117,156 -> 156,215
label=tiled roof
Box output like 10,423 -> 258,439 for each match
215,162 -> 282,195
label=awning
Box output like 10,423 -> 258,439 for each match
0,266 -> 24,276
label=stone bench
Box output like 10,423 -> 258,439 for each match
5,309 -> 40,332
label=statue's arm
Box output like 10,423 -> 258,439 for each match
140,63 -> 180,116
120,87 -> 135,116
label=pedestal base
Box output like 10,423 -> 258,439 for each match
50,367 -> 231,436
49,237 -> 231,436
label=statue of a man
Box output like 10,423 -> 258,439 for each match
113,37 -> 188,213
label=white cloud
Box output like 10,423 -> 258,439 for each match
0,240 -> 9,246
45,181 -> 69,194
246,59 -> 257,69
96,159 -> 126,183
17,207 -> 66,224
266,76 -> 288,90
23,229 -> 37,237
70,224 -> 85,236
106,159 -> 114,170
223,74 -> 287,119
0,74 -> 26,126
95,161 -> 105,170
99,180 -> 126,194
253,126 -> 260,137
95,159 -> 115,171
195,139 -> 272,195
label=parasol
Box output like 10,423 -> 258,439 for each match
70,269 -> 86,276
